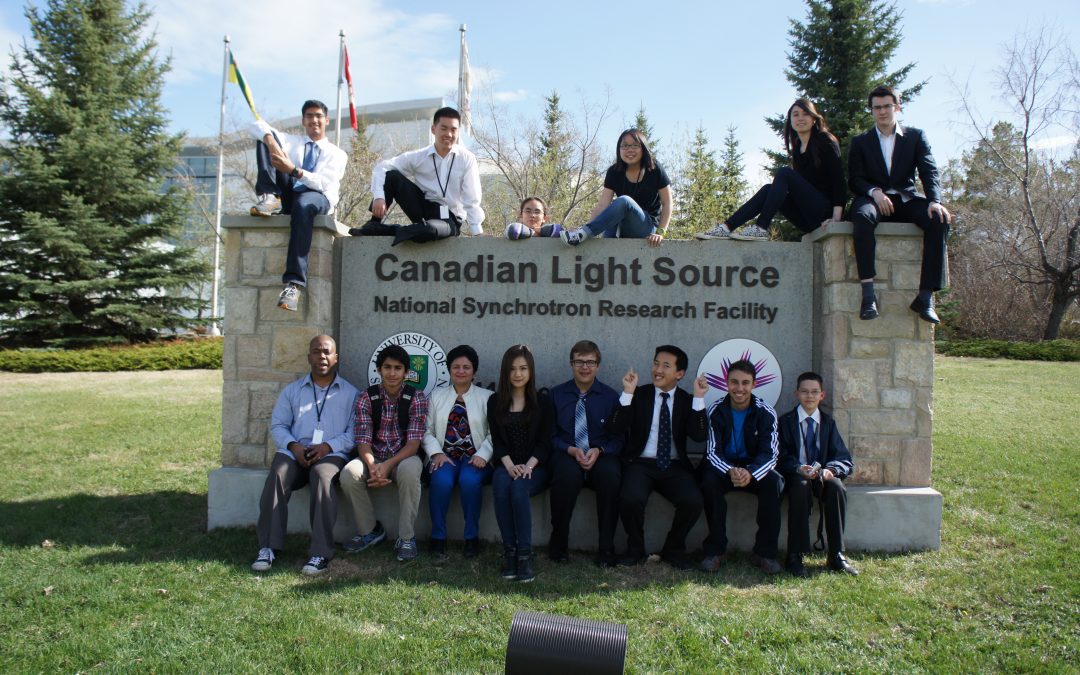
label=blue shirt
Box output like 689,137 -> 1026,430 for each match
727,408 -> 749,460
270,373 -> 359,460
550,379 -> 624,456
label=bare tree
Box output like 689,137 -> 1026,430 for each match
952,28 -> 1080,339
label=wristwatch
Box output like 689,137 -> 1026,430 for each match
290,166 -> 301,179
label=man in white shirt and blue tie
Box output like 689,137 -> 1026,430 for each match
776,371 -> 858,577
248,99 -> 348,312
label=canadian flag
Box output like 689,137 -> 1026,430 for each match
344,45 -> 358,130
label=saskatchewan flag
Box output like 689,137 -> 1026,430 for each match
227,49 -> 259,120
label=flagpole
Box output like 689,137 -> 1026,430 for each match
209,35 -> 229,337
335,30 -> 345,146
457,24 -> 467,137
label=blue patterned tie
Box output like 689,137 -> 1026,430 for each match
574,393 -> 589,450
805,417 -> 819,465
657,392 -> 672,470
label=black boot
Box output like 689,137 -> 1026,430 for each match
501,547 -> 517,580
515,553 -> 535,583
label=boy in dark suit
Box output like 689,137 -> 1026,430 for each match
848,85 -> 951,324
611,345 -> 709,570
778,372 -> 858,576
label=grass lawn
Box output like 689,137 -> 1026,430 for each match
0,359 -> 1077,672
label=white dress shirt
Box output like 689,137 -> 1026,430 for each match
872,124 -> 911,202
370,143 -> 485,234
250,119 -> 348,209
619,387 -> 706,459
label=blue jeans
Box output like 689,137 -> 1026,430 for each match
583,195 -> 656,239
492,465 -> 548,553
726,167 -> 830,233
428,459 -> 493,540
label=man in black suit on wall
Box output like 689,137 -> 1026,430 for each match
777,372 -> 858,577
848,85 -> 951,324
611,345 -> 709,570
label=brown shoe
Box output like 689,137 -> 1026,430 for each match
698,553 -> 729,573
750,553 -> 783,575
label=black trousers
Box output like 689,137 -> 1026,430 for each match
618,460 -> 703,557
850,193 -> 949,290
254,140 -> 330,286
786,475 -> 847,555
700,466 -> 783,559
548,452 -> 622,554
357,169 -> 460,244
726,167 -> 831,233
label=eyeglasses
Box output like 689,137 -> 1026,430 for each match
870,104 -> 896,112
619,143 -> 641,150
522,208 -> 544,216
797,389 -> 822,396
571,360 -> 599,369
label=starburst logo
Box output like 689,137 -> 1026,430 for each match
697,339 -> 783,408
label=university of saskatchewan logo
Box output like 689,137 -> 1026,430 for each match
696,338 -> 782,408
368,331 -> 449,398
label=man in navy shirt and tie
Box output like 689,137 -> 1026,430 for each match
248,99 -> 348,312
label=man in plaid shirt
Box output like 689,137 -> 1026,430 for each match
340,345 -> 430,562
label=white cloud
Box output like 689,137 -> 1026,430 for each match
492,89 -> 530,103
1030,134 -> 1078,152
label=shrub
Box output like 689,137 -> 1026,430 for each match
936,339 -> 1080,362
0,337 -> 223,372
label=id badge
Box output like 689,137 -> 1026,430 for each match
311,427 -> 324,445
439,205 -> 449,220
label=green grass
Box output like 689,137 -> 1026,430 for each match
1,360 -> 1077,672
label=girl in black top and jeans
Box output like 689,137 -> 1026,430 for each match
698,98 -> 846,241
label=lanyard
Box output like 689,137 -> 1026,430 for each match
432,153 -> 456,198
312,375 -> 336,422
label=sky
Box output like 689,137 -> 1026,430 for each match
1,0 -> 1077,182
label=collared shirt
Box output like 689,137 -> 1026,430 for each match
355,385 -> 429,461
550,379 -> 624,456
796,405 -> 822,465
249,119 -> 348,209
872,124 -> 912,202
270,373 -> 359,460
369,143 -> 485,233
618,387 -> 706,459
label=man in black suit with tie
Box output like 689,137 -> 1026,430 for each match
777,372 -> 858,577
611,345 -> 709,570
848,85 -> 951,324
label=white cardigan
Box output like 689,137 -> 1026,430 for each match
422,383 -> 494,462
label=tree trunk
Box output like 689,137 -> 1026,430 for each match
1042,285 -> 1070,340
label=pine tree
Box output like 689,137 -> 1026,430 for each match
0,0 -> 207,347
533,91 -> 575,222
717,127 -> 749,221
670,126 -> 722,238
632,105 -> 659,155
765,0 -> 925,191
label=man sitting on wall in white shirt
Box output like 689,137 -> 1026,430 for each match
350,106 -> 485,245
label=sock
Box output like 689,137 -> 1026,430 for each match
916,289 -> 932,304
861,282 -> 876,300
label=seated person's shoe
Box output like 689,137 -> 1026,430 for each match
429,538 -> 448,564
750,553 -> 784,575
300,555 -> 329,576
729,224 -> 770,241
909,295 -> 941,324
699,553 -> 729,573
349,218 -> 397,237
395,537 -> 419,562
251,547 -> 274,572
343,521 -> 386,553
827,552 -> 859,576
593,550 -> 616,568
501,549 -> 517,579
515,554 -> 535,583
463,538 -> 480,558
277,283 -> 301,312
859,295 -> 879,320
616,551 -> 647,567
660,550 -> 693,571
696,223 -> 732,240
786,553 -> 808,578
249,193 -> 282,217
560,228 -> 587,246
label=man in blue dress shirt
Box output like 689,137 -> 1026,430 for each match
251,335 -> 358,576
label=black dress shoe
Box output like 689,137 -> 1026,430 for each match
547,547 -> 569,563
827,552 -> 859,576
349,218 -> 396,237
617,552 -> 647,567
660,550 -> 693,571
859,295 -> 879,320
594,550 -> 616,568
463,538 -> 480,558
786,553 -> 808,578
909,296 -> 941,324
750,553 -> 784,575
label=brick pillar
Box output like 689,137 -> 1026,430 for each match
219,215 -> 344,469
808,222 -> 936,487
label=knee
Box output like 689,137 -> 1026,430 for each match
759,471 -> 783,496
397,456 -> 423,484
340,460 -> 365,485
823,477 -> 846,497
774,167 -> 795,183
429,465 -> 456,491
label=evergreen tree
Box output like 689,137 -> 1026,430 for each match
717,127 -> 749,221
671,125 -> 722,238
632,105 -> 659,155
0,0 -> 207,347
766,0 -> 925,183
533,91 -> 576,222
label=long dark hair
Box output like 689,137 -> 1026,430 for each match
784,98 -> 838,169
612,129 -> 656,172
494,344 -> 538,425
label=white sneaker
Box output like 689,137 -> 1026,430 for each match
251,547 -> 274,572
560,228 -> 587,247
730,224 -> 770,241
696,223 -> 731,240
249,194 -> 282,217
301,555 -> 329,575
277,284 -> 300,312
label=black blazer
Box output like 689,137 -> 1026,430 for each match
609,384 -> 708,468
848,125 -> 941,203
776,407 -> 854,480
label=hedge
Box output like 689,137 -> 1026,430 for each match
0,337 -> 223,372
935,338 -> 1080,362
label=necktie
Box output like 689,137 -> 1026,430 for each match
805,417 -> 819,465
294,142 -> 319,192
574,393 -> 589,451
657,392 -> 672,471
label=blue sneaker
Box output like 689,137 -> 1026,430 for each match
395,537 -> 419,562
343,521 -> 386,553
